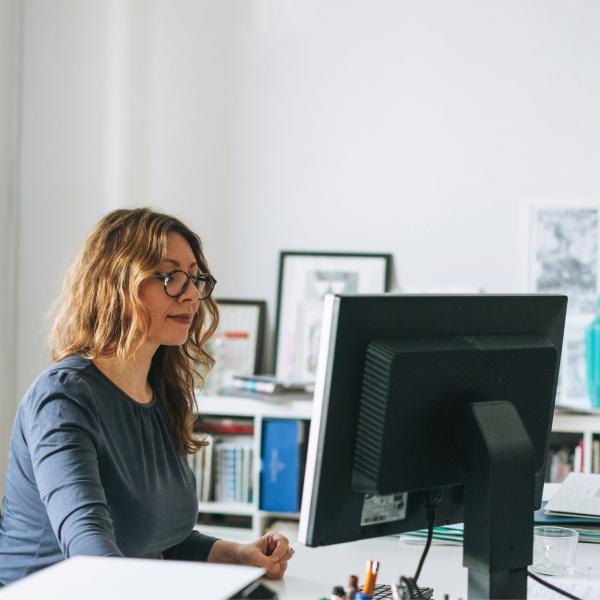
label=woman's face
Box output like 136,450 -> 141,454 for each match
140,232 -> 202,347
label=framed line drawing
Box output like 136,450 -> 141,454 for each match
527,203 -> 600,409
273,251 -> 392,382
203,299 -> 266,393
529,205 -> 599,315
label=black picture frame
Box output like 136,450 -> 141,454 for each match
273,251 -> 392,381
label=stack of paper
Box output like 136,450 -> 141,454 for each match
541,472 -> 600,543
400,524 -> 463,546
545,473 -> 600,518
536,503 -> 600,543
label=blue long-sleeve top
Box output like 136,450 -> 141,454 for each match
0,355 -> 218,586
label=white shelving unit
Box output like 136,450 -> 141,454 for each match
194,393 -> 313,538
551,412 -> 600,474
193,396 -> 600,537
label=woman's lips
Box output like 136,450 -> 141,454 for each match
168,315 -> 192,325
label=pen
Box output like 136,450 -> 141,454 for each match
362,560 -> 379,597
362,560 -> 373,597
348,574 -> 358,600
371,561 -> 379,593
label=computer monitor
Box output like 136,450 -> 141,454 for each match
298,294 -> 567,599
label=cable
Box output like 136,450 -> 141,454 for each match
399,490 -> 581,600
414,490 -> 442,583
396,491 -> 443,599
527,570 -> 582,600
400,575 -> 422,599
412,512 -> 434,584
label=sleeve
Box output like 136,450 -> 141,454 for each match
24,371 -> 123,559
162,530 -> 219,562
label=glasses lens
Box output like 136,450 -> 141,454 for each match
165,271 -> 189,297
196,275 -> 215,300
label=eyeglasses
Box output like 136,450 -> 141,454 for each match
153,270 -> 217,300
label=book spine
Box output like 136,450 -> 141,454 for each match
259,419 -> 308,513
574,441 -> 583,474
548,447 -> 573,483
232,379 -> 277,394
202,433 -> 214,502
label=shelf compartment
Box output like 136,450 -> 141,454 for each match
198,501 -> 255,516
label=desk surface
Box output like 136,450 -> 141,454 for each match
1,482 -> 599,599
266,534 -> 600,599
270,535 -> 465,598
0,537 -> 598,599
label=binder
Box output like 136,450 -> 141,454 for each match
259,419 -> 307,513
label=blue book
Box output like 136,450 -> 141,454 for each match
259,419 -> 307,513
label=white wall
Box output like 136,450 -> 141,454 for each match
17,0 -> 230,396
14,0 -> 600,400
0,0 -> 21,497
217,1 -> 600,294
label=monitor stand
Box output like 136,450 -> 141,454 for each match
462,401 -> 535,599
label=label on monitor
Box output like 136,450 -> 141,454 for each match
360,492 -> 407,526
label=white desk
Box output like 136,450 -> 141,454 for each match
2,482 -> 599,599
266,534 -> 600,599
269,535 -> 465,599
266,483 -> 599,599
0,538 -> 598,599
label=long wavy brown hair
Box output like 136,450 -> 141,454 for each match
49,208 -> 219,454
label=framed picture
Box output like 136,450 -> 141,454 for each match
529,205 -> 600,315
527,203 -> 600,409
203,299 -> 266,393
273,251 -> 392,382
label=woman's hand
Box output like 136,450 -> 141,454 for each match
238,531 -> 293,579
207,531 -> 294,579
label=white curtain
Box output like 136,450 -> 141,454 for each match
0,0 -> 21,499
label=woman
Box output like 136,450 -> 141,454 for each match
0,208 -> 293,586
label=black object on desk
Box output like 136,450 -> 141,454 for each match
233,580 -> 277,599
300,294 -> 567,600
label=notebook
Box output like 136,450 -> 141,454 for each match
544,473 -> 600,520
0,556 -> 266,600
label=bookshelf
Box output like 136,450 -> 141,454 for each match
193,393 -> 313,539
191,395 -> 600,537
549,412 -> 600,481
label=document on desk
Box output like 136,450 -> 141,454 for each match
528,574 -> 600,599
0,556 -> 266,600
544,473 -> 600,519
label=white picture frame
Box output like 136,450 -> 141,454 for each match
203,299 -> 266,394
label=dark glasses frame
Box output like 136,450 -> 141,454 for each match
154,270 -> 217,300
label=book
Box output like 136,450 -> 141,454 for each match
201,434 -> 214,502
231,375 -> 310,395
212,436 -> 254,504
545,472 -> 600,519
536,501 -> 600,543
219,387 -> 312,403
196,417 -> 254,435
400,524 -> 464,546
259,419 -> 308,513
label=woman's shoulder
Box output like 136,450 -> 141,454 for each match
17,356 -> 105,440
22,355 -> 99,412
40,354 -> 96,387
